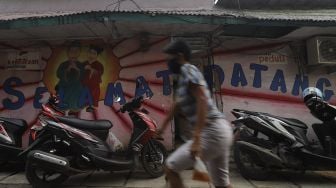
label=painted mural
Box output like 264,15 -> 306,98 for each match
1,38 -> 335,147
0,37 -> 174,149
209,43 -> 336,140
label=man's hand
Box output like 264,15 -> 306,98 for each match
67,62 -> 80,72
89,69 -> 98,79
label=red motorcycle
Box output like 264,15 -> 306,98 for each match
24,96 -> 167,188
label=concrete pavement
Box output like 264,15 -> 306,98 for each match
0,162 -> 336,188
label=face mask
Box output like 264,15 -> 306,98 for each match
167,58 -> 181,74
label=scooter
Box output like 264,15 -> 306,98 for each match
231,99 -> 336,180
0,116 -> 30,165
0,94 -> 64,166
24,96 -> 167,188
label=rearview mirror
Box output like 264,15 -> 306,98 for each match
114,96 -> 121,103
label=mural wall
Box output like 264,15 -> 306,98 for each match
1,37 -> 335,148
208,43 -> 336,140
0,37 -> 174,149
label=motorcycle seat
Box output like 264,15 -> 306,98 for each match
271,115 -> 308,129
233,109 -> 308,129
0,117 -> 27,129
55,116 -> 112,130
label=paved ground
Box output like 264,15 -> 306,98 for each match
0,162 -> 336,188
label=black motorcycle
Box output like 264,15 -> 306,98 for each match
231,97 -> 336,180
0,116 -> 30,166
0,93 -> 73,168
24,96 -> 167,188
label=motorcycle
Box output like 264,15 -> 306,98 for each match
231,99 -> 336,180
0,116 -> 30,166
0,94 -> 65,166
24,96 -> 167,188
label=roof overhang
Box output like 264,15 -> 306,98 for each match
2,10 -> 336,30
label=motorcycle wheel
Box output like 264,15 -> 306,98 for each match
141,139 -> 167,178
25,141 -> 70,188
234,139 -> 270,180
25,163 -> 69,188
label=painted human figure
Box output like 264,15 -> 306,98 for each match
82,45 -> 104,111
56,41 -> 83,111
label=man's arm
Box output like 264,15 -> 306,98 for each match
157,102 -> 177,134
190,83 -> 208,156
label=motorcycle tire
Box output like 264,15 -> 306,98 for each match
25,140 -> 70,188
234,138 -> 270,180
25,160 -> 69,188
141,139 -> 167,178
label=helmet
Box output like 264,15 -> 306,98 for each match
302,87 -> 323,102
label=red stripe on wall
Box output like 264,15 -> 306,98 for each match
0,95 -> 35,112
123,92 -> 166,115
0,42 -> 22,51
121,59 -> 166,69
0,81 -> 41,90
211,42 -> 289,57
111,38 -> 129,49
118,78 -> 163,86
111,106 -> 132,131
220,88 -> 304,104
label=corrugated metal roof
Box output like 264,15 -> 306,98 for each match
1,9 -> 336,23
1,0 -> 336,23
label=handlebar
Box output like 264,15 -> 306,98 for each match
306,97 -> 336,122
119,96 -> 149,113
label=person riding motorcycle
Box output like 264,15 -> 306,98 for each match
303,87 -> 336,151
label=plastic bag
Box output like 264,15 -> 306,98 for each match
192,156 -> 210,182
107,131 -> 124,152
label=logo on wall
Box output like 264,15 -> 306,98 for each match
43,41 -> 121,111
6,51 -> 43,70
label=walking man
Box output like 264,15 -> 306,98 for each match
157,40 -> 233,188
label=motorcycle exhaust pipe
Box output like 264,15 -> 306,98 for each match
27,150 -> 85,175
32,151 -> 68,166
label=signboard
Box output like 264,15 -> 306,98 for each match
6,51 -> 42,70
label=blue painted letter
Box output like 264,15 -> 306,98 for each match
104,82 -> 126,105
270,70 -> 287,93
135,76 -> 153,98
2,77 -> 25,110
231,63 -> 247,87
156,70 -> 172,95
250,63 -> 268,88
204,64 -> 225,89
316,78 -> 334,101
